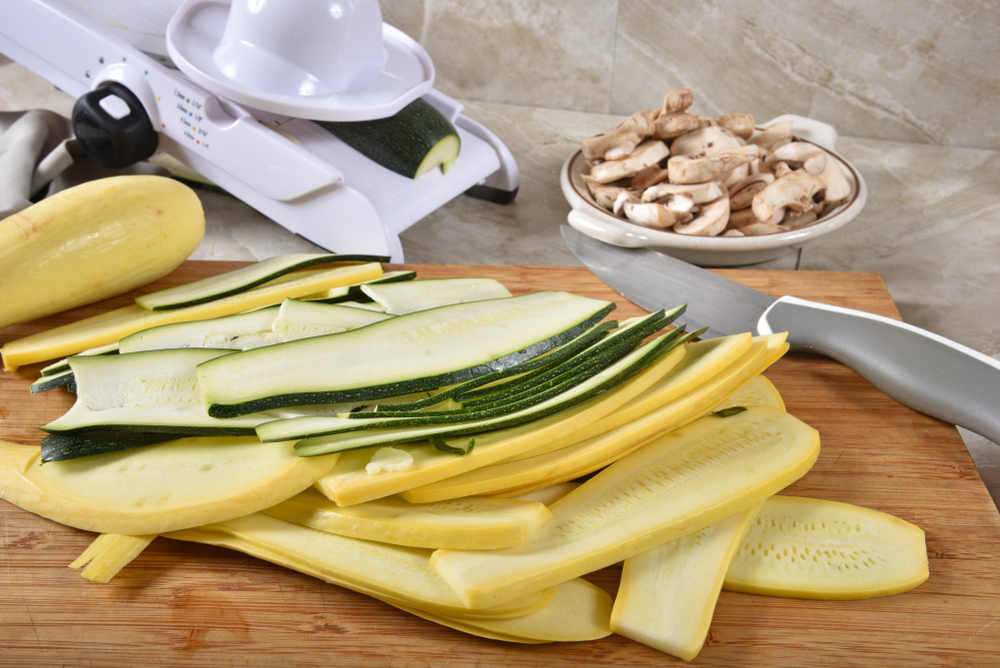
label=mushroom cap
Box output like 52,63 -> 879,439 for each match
667,145 -> 760,184
622,201 -> 689,229
673,195 -> 730,236
588,140 -> 669,184
752,169 -> 824,222
670,126 -> 743,158
641,180 -> 725,204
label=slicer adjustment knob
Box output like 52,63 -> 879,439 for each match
72,82 -> 159,169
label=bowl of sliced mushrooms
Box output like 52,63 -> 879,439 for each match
561,89 -> 867,266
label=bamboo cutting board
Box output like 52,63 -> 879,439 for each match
1,262 -> 999,668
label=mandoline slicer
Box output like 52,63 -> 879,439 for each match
0,0 -> 520,262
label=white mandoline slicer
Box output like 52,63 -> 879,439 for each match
0,0 -> 520,262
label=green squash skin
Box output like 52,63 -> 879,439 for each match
318,99 -> 461,178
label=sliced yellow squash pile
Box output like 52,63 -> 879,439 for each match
0,257 -> 929,651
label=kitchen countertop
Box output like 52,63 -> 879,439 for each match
2,59 -> 999,512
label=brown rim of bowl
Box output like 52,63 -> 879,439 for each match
566,137 -> 863,238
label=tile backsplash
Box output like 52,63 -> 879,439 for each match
382,0 -> 1000,150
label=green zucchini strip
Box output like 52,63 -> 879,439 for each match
303,270 -> 417,303
346,315 -> 683,420
368,320 -> 619,413
136,253 -> 390,311
283,329 -> 688,456
198,292 -> 616,418
30,369 -> 75,394
360,278 -> 512,315
41,348 -> 271,437
41,431 -> 182,462
449,309 -> 681,408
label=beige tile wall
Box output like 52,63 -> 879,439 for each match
382,0 -> 1000,150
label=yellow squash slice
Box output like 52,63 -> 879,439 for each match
724,495 -> 929,600
499,332 -> 756,465
401,336 -> 781,502
313,343 -> 688,506
503,482 -> 581,506
713,374 -> 785,412
164,512 -> 554,620
263,487 -> 552,549
430,405 -> 820,609
69,533 -> 158,583
610,503 -> 762,661
1,262 -> 383,371
396,578 -> 613,643
167,520 -> 607,643
0,437 -> 337,534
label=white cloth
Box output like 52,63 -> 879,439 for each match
0,109 -> 168,219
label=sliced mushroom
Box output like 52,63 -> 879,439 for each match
772,161 -> 794,178
622,201 -> 691,229
780,209 -> 819,230
729,175 -> 774,210
660,88 -> 694,117
720,163 -> 750,190
641,180 -> 725,204
713,113 -> 755,140
581,111 -> 655,163
629,163 -> 672,190
612,190 -> 641,217
588,140 -> 669,184
667,145 -> 760,184
740,222 -> 788,236
604,139 -> 638,161
752,120 -> 794,150
652,112 -> 704,140
669,126 -> 743,158
768,141 -> 827,174
673,195 -> 730,236
812,150 -> 852,203
583,176 -> 626,210
726,207 -> 761,229
751,169 -> 824,223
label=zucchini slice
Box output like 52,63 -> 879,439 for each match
199,292 -> 616,418
317,98 -> 461,179
30,369 -> 75,394
311,343 -> 687,506
270,328 -> 684,454
366,320 -> 618,413
118,306 -> 282,353
41,348 -> 270,438
360,278 -> 512,315
270,299 -> 393,340
300,270 -> 417,303
136,253 -> 389,310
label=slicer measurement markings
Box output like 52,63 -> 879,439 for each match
173,91 -> 209,148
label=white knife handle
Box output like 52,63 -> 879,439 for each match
758,296 -> 1000,445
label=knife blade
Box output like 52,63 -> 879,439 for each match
562,224 -> 1000,445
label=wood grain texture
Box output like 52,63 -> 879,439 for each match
2,262 -> 998,667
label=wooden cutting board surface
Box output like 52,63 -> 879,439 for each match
2,262 -> 999,667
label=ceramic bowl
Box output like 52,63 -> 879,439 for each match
560,114 -> 867,267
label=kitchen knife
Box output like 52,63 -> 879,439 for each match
561,224 -> 1000,445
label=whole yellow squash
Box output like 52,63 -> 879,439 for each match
0,175 -> 204,330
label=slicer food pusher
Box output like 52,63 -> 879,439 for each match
0,0 -> 519,261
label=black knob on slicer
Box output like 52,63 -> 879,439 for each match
71,82 -> 159,169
